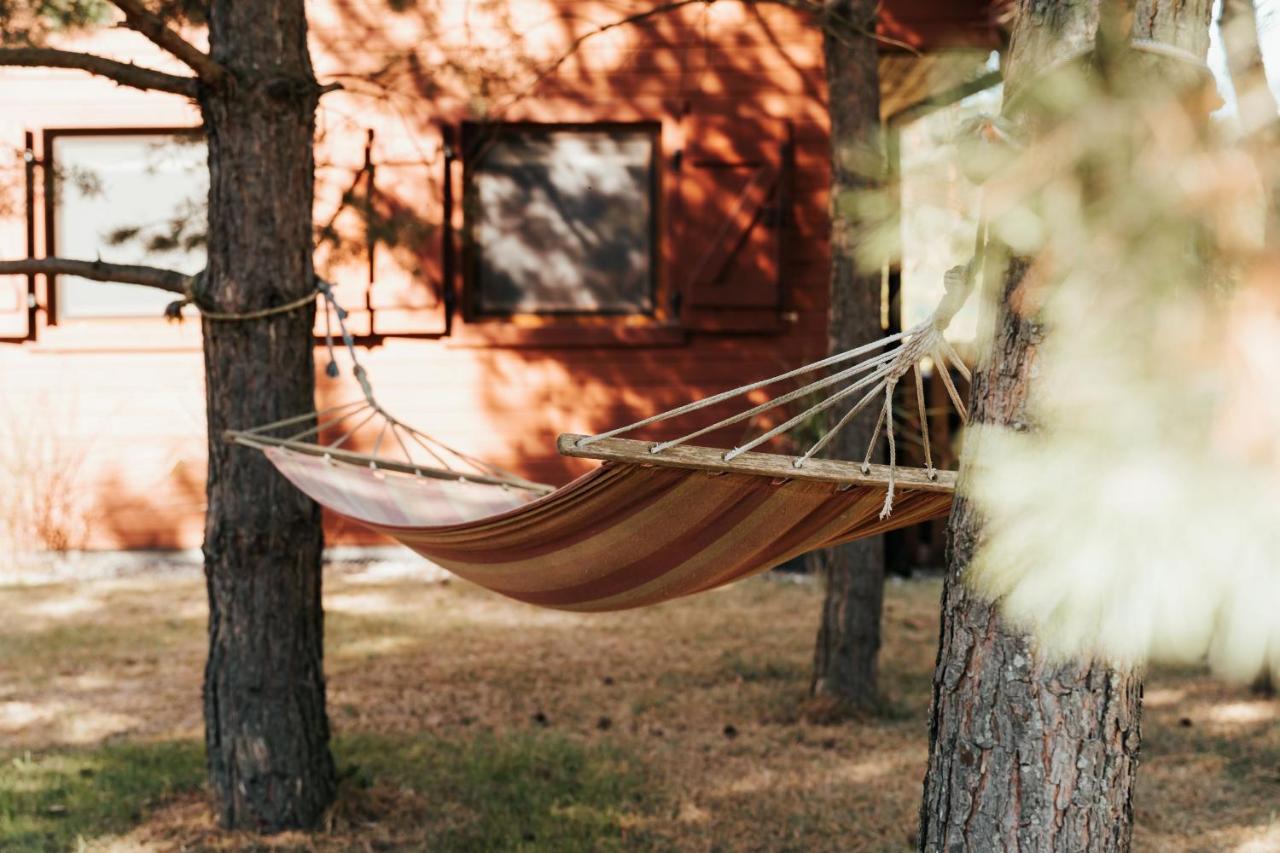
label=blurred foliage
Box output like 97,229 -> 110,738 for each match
0,0 -> 109,45
948,33 -> 1280,682
148,0 -> 206,25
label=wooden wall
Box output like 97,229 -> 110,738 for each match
0,0 -> 848,550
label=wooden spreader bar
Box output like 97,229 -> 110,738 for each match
557,434 -> 957,494
225,430 -> 555,494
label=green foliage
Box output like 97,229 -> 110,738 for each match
0,0 -> 110,45
0,741 -> 204,851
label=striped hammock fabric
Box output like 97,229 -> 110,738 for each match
265,446 -> 954,612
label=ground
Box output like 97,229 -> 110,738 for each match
1,564 -> 1277,852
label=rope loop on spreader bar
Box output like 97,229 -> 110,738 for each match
224,281 -> 553,496
573,256 -> 980,519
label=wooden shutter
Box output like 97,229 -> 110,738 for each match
367,158 -> 447,336
673,114 -> 791,333
313,131 -> 448,339
0,275 -> 30,340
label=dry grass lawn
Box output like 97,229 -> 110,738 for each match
1,565 -> 1278,851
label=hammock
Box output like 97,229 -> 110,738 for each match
227,266 -> 974,612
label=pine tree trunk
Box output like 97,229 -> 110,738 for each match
919,0 -> 1211,848
918,258 -> 1144,851
200,0 -> 335,830
810,0 -> 887,712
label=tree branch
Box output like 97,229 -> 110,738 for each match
888,68 -> 1004,126
0,257 -> 192,294
0,46 -> 197,96
109,0 -> 227,86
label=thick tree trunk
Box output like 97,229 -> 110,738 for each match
200,0 -> 335,830
810,0 -> 887,712
918,1 -> 1212,849
918,265 -> 1144,852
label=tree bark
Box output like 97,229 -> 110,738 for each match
918,1 -> 1212,848
918,260 -> 1144,851
200,0 -> 335,830
810,0 -> 887,712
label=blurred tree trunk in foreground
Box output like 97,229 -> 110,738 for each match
918,0 -> 1212,849
200,0 -> 334,830
810,0 -> 888,713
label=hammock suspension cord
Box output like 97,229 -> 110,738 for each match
228,168 -> 996,515
229,242 -> 983,513
229,281 -> 552,494
575,257 -> 977,518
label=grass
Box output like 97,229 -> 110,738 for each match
0,734 -> 648,852
0,741 -> 204,851
332,732 -> 651,851
0,568 -> 1278,851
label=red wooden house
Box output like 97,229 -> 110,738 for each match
0,0 -> 1001,553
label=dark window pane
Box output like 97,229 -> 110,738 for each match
470,128 -> 655,314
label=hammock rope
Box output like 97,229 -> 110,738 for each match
221,197 -> 985,612
229,282 -> 554,494
226,139 -> 998,531
573,259 -> 977,518
228,239 -> 983,516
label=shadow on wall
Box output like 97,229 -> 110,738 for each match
0,389 -> 208,555
0,392 -> 94,555
89,457 -> 205,551
305,0 -> 836,486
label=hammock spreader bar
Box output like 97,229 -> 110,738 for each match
558,434 -> 956,494
226,250 -> 979,611
228,428 -> 554,494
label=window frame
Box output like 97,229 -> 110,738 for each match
457,120 -> 674,331
42,126 -> 206,327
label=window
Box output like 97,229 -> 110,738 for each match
51,132 -> 206,319
465,124 -> 658,316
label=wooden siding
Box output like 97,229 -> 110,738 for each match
0,0 -> 990,550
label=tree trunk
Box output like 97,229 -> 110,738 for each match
200,0 -> 335,830
918,258 -> 1144,851
918,1 -> 1212,848
810,0 -> 887,712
